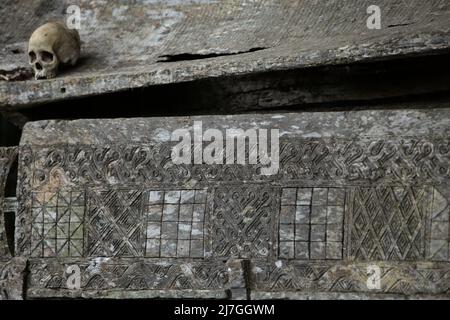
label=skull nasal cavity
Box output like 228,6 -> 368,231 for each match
35,63 -> 43,71
41,51 -> 54,63
29,51 -> 37,63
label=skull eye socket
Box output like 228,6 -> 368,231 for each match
29,51 -> 37,63
40,51 -> 54,63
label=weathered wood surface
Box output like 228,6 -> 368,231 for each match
0,257 -> 27,300
3,55 -> 449,129
0,148 -> 23,300
15,106 -> 450,299
0,147 -> 18,258
0,0 -> 449,109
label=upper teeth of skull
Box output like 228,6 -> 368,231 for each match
28,22 -> 81,80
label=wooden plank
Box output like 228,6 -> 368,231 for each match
0,0 -> 449,108
16,107 -> 450,298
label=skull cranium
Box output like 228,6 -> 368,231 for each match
28,22 -> 81,80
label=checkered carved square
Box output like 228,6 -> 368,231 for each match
279,187 -> 345,260
145,189 -> 207,258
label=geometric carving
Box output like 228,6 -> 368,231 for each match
30,191 -> 85,257
15,121 -> 450,300
28,188 -> 209,259
429,188 -> 449,261
279,187 -> 345,260
27,259 -> 242,299
87,189 -> 145,257
251,261 -> 450,297
347,187 -> 432,261
23,138 -> 450,191
279,138 -> 450,184
211,185 -> 277,259
145,189 -> 207,258
13,108 -> 450,300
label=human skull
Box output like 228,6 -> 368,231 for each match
28,22 -> 81,80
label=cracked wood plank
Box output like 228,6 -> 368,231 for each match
0,0 -> 449,109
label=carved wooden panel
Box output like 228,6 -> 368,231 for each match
14,111 -> 450,299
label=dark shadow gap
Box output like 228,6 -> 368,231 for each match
4,212 -> 15,256
4,52 -> 450,124
4,154 -> 18,256
0,113 -> 21,146
157,47 -> 267,62
243,91 -> 450,114
0,67 -> 34,82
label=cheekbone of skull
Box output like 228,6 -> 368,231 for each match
28,22 -> 81,80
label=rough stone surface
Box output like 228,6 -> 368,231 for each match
15,107 -> 450,299
0,0 -> 449,109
